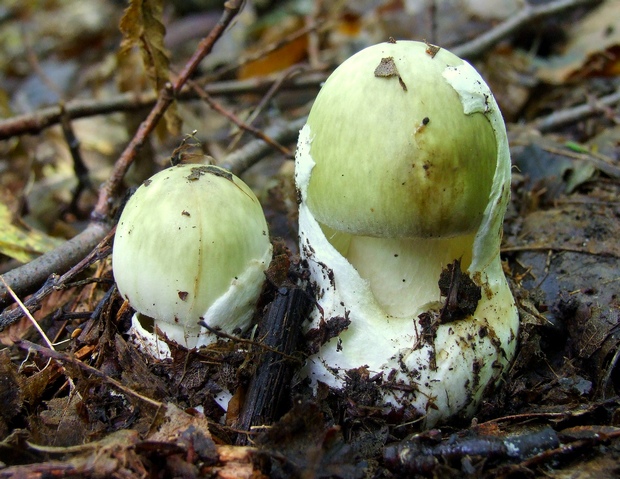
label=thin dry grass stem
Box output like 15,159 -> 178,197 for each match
16,338 -> 164,409
0,275 -> 55,351
0,274 -> 81,397
188,79 -> 292,157
226,65 -> 307,153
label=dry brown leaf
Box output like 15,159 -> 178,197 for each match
537,0 -> 620,84
118,0 -> 181,135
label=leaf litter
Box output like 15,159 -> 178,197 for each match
0,0 -> 620,477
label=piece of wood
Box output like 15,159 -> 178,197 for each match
235,285 -> 312,444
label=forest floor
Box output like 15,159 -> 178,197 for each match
0,0 -> 619,477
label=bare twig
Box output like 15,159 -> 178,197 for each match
59,105 -> 94,213
188,80 -> 292,157
198,320 -> 302,363
539,143 -> 620,179
0,73 -> 326,141
221,116 -> 307,176
0,275 -> 55,350
530,88 -> 620,132
452,0 -> 597,59
501,244 -> 619,258
226,65 -> 307,152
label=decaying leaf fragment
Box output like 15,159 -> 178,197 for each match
424,40 -> 441,58
118,0 -> 181,135
536,0 -> 620,83
0,203 -> 64,263
374,57 -> 407,91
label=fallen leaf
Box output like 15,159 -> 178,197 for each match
0,203 -> 64,263
536,1 -> 620,83
118,0 -> 181,135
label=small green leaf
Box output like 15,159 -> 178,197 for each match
564,141 -> 589,154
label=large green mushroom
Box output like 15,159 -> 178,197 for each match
295,40 -> 518,426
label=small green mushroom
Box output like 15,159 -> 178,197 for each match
113,164 -> 272,355
295,40 -> 518,426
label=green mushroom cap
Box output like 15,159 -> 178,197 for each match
112,164 -> 272,346
305,41 -> 497,239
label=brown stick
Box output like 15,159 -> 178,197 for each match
221,116 -> 307,176
452,0 -> 596,59
226,65 -> 306,152
188,80 -> 292,157
530,88 -> 620,132
0,72 -> 325,141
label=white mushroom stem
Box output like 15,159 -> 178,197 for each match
338,233 -> 476,318
298,182 -> 516,424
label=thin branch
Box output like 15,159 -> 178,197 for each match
452,0 -> 597,59
0,275 -> 55,350
501,244 -> 619,258
226,65 -> 306,152
0,72 -> 326,141
539,143 -> 620,179
199,320 -> 302,363
60,105 -> 94,213
221,116 -> 307,176
530,88 -> 620,132
188,79 -> 292,157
